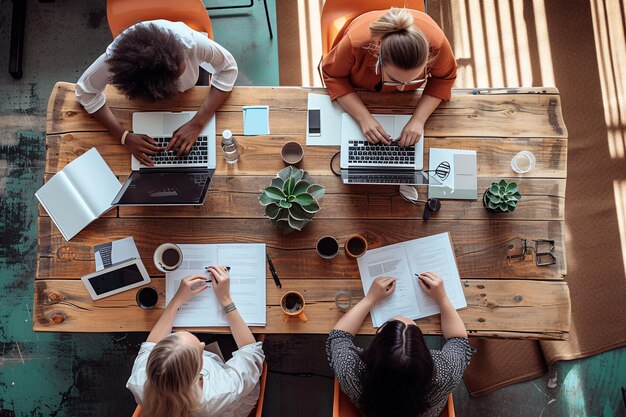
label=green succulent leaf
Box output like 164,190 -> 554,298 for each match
294,193 -> 314,206
283,177 -> 294,195
279,200 -> 292,208
499,179 -> 507,187
498,186 -> 506,196
302,172 -> 315,185
271,177 -> 284,189
498,202 -> 508,211
487,200 -> 498,210
489,184 -> 499,194
288,215 -> 308,231
289,203 -> 315,220
292,169 -> 305,184
307,184 -> 325,200
301,201 -> 320,213
265,204 -> 282,219
507,200 -> 517,207
264,186 -> 285,200
292,180 -> 311,196
506,182 -> 518,194
488,194 -> 502,204
259,193 -> 279,206
512,192 -> 522,200
287,195 -> 296,202
277,166 -> 293,181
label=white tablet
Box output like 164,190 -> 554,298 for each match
81,258 -> 151,300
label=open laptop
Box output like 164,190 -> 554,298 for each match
111,111 -> 216,206
339,113 -> 428,185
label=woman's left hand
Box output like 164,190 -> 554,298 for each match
397,118 -> 424,147
167,120 -> 204,156
173,275 -> 208,305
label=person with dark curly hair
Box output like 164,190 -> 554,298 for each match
327,272 -> 473,417
76,20 -> 238,165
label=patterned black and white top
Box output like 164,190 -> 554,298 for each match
326,329 -> 473,417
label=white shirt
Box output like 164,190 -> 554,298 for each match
127,341 -> 265,417
75,20 -> 238,114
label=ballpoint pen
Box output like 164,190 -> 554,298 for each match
266,254 -> 282,288
205,266 -> 230,283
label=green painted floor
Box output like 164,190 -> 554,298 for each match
0,1 -> 625,416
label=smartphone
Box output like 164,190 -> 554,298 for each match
308,108 -> 321,136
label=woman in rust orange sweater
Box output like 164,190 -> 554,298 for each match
322,8 -> 457,147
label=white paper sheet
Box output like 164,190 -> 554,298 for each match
428,148 -> 477,200
94,237 -> 141,271
306,93 -> 344,146
166,244 -> 266,327
357,233 -> 466,327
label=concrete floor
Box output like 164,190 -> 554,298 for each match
1,1 -> 626,416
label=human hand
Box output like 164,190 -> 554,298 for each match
417,272 -> 447,303
365,276 -> 396,304
397,118 -> 423,147
167,120 -> 203,156
173,275 -> 208,305
207,266 -> 232,307
125,133 -> 162,166
359,115 -> 392,145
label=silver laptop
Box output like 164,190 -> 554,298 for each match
110,111 -> 216,206
340,113 -> 426,185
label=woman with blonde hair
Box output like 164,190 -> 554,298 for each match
322,8 -> 457,147
126,267 -> 264,417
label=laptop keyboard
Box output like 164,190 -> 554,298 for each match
151,136 -> 209,166
345,173 -> 417,184
347,140 -> 415,166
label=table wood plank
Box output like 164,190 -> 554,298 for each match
48,83 -> 567,139
33,278 -> 570,339
45,133 -> 567,178
37,217 -> 566,280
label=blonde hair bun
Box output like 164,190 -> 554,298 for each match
370,8 -> 415,37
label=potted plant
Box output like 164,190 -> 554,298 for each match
483,179 -> 521,213
259,166 -> 325,234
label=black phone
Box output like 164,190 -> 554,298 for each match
308,109 -> 321,136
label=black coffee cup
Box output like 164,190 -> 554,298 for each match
136,287 -> 159,309
316,236 -> 339,259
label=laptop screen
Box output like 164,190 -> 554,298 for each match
112,169 -> 212,206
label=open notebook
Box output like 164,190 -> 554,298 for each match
35,148 -> 121,241
357,232 -> 467,327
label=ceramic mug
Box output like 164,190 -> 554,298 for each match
281,141 -> 304,165
280,291 -> 308,322
344,234 -> 368,258
154,243 -> 183,272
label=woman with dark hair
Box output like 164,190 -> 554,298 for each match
322,8 -> 456,147
75,20 -> 238,165
327,272 -> 472,417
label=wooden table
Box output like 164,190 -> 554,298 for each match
35,82 -> 570,339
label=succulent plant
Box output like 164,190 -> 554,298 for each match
483,179 -> 521,213
259,166 -> 325,234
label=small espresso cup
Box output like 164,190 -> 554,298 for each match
344,234 -> 368,258
316,236 -> 339,259
281,141 -> 304,165
136,286 -> 159,309
154,243 -> 183,272
280,291 -> 308,322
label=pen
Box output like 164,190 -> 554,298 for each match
205,266 -> 230,283
266,254 -> 282,288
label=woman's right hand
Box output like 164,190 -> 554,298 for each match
173,275 -> 208,305
207,266 -> 232,307
359,115 -> 392,145
365,276 -> 397,304
124,132 -> 162,166
417,272 -> 448,303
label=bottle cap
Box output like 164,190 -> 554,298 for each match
222,130 -> 233,140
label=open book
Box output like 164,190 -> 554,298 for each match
36,148 -> 121,241
357,232 -> 467,327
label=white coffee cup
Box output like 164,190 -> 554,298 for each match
153,243 -> 183,272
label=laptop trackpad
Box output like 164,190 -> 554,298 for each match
163,113 -> 192,135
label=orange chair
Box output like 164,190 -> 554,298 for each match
332,378 -> 455,417
321,0 -> 425,56
107,0 -> 213,40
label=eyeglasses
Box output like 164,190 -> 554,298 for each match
198,368 -> 209,382
378,50 -> 429,87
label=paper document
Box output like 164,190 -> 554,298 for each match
357,233 -> 466,327
243,106 -> 270,135
306,93 -> 344,146
428,148 -> 477,200
166,244 -> 266,327
94,237 -> 141,271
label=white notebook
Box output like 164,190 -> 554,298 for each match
36,148 -> 121,241
357,232 -> 467,327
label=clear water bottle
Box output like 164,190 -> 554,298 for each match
221,130 -> 239,164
